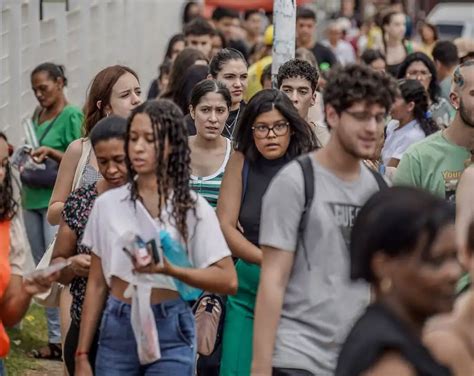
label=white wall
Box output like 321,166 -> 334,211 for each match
0,0 -> 186,146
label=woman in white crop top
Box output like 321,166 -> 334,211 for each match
75,100 -> 237,376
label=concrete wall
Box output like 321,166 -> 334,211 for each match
0,0 -> 186,145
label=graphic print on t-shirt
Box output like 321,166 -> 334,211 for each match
442,170 -> 463,202
327,203 -> 361,250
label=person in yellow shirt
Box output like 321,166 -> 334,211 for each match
245,25 -> 273,101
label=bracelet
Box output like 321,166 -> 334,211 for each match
75,351 -> 88,358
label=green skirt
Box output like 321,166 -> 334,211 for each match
220,260 -> 261,376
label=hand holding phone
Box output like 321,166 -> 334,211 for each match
23,260 -> 70,295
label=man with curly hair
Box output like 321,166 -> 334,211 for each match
252,65 -> 398,375
277,59 -> 329,146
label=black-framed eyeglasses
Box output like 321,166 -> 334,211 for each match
252,121 -> 290,139
344,110 -> 387,124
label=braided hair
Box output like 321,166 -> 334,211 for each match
398,79 -> 439,136
0,132 -> 18,221
125,100 -> 196,241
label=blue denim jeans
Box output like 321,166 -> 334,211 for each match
95,296 -> 196,376
0,359 -> 5,376
23,208 -> 61,344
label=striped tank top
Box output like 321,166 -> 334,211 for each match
190,138 -> 231,208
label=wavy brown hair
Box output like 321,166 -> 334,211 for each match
83,65 -> 139,136
0,132 -> 18,221
125,100 -> 196,241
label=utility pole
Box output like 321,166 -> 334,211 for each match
272,0 -> 296,88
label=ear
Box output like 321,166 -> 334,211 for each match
406,101 -> 415,114
449,91 -> 460,110
310,91 -> 317,107
371,251 -> 393,284
324,104 -> 339,130
207,74 -> 213,80
96,100 -> 102,110
189,105 -> 195,120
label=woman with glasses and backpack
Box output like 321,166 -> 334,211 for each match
217,89 -> 317,375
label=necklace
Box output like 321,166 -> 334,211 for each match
225,106 -> 240,140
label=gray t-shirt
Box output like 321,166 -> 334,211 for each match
259,157 -> 380,375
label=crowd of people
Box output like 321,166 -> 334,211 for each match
1,1 -> 474,375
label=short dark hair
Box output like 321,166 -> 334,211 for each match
183,17 -> 214,37
244,9 -> 260,20
234,89 -> 318,161
158,59 -> 172,80
360,49 -> 386,66
89,116 -> 127,147
190,79 -> 232,110
31,62 -> 68,86
350,187 -> 455,283
277,59 -> 319,92
397,52 -> 440,104
323,64 -> 398,114
432,41 -> 459,68
212,7 -> 239,21
209,48 -> 247,78
296,7 -> 316,22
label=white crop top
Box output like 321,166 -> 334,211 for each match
81,184 -> 231,289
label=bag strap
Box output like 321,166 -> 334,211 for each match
368,168 -> 388,191
72,139 -> 92,191
296,155 -> 315,270
37,112 -> 61,146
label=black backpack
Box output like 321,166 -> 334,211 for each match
295,155 -> 388,269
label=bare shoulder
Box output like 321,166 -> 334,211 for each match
423,326 -> 472,371
64,138 -> 84,162
364,351 -> 417,376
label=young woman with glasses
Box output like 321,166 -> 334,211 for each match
216,89 -> 317,375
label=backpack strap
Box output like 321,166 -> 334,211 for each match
368,168 -> 388,191
296,155 -> 315,270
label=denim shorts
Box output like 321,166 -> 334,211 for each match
95,295 -> 196,376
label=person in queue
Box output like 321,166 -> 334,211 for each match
75,100 -> 237,375
218,89 -> 317,375
252,64 -> 397,375
336,187 -> 459,376
183,17 -> 215,60
50,116 -> 129,375
360,49 -> 387,73
189,80 -> 232,208
25,62 -> 84,360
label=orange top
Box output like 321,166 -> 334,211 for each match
0,220 -> 11,357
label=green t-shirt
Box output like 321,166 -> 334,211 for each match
22,104 -> 84,210
393,130 -> 470,202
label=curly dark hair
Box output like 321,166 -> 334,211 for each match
398,79 -> 439,136
323,64 -> 398,117
277,59 -> 319,92
234,89 -> 318,161
125,100 -> 196,241
0,132 -> 18,221
397,52 -> 441,104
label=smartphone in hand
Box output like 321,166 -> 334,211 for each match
26,260 -> 71,280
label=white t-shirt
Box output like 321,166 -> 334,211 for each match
381,119 -> 425,166
81,184 -> 231,290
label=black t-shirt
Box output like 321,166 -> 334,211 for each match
311,42 -> 337,69
336,303 -> 452,376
